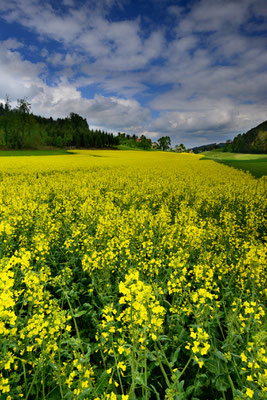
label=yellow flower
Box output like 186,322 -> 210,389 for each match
117,361 -> 126,371
246,388 -> 254,398
118,345 -> 124,354
200,342 -> 210,355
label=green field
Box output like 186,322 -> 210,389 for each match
0,149 -> 72,156
201,149 -> 267,177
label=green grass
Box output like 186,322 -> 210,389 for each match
0,149 -> 73,157
201,149 -> 267,177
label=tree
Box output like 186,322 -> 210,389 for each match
0,102 -> 4,116
158,136 -> 171,151
16,98 -> 31,114
14,98 -> 32,148
175,143 -> 185,153
138,134 -> 152,149
4,95 -> 11,112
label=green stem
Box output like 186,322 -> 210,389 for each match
178,355 -> 193,380
154,343 -> 171,388
57,331 -> 64,400
25,362 -> 40,400
64,291 -> 85,356
227,373 -> 235,396
157,340 -> 173,374
144,349 -> 148,400
42,358 -> 45,400
22,360 -> 27,393
62,286 -> 95,392
111,335 -> 124,395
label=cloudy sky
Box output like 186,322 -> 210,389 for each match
0,0 -> 266,147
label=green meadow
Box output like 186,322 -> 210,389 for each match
201,150 -> 267,178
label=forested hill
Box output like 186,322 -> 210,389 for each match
226,120 -> 267,153
0,99 -> 118,149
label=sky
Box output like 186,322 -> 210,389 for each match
0,0 -> 266,147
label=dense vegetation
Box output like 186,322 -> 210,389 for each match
117,132 -> 153,150
0,150 -> 266,400
117,133 -> 174,151
225,120 -> 267,154
0,99 -> 118,149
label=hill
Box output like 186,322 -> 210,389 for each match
226,120 -> 267,153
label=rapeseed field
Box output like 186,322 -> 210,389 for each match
0,150 -> 266,400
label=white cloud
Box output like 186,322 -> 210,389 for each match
148,101 -> 267,146
1,38 -> 24,50
178,0 -> 251,34
0,41 -> 45,100
0,0 -> 165,76
0,39 -> 150,133
32,87 -> 150,131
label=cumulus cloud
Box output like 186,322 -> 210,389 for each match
0,39 -> 150,133
149,101 -> 267,147
0,0 -> 164,72
32,86 -> 150,131
0,41 -> 45,101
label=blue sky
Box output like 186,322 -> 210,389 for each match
0,0 -> 266,147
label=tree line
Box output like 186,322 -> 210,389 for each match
224,120 -> 267,154
117,132 -> 152,149
0,96 -> 194,152
0,97 -> 119,149
117,132 -> 188,152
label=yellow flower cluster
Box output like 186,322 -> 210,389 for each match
240,331 -> 267,398
118,270 -> 165,341
0,259 -> 17,337
185,327 -> 211,368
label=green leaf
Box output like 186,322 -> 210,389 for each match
150,385 -> 161,400
186,385 -> 195,396
136,375 -> 152,392
170,347 -> 180,367
47,360 -> 58,371
214,375 -> 230,392
214,350 -> 227,361
158,335 -> 171,341
74,310 -> 87,318
95,370 -> 108,395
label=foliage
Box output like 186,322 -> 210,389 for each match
117,132 -> 152,150
158,136 -> 171,151
225,121 -> 267,154
0,99 -> 118,149
0,150 -> 266,400
174,144 -> 186,153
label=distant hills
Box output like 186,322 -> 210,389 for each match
192,120 -> 267,154
226,120 -> 267,154
191,140 -> 232,153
